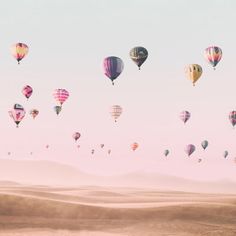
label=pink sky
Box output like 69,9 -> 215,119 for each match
0,0 -> 236,181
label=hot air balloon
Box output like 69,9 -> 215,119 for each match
198,158 -> 202,163
131,142 -> 139,151
108,149 -> 111,154
223,150 -> 228,158
130,46 -> 148,70
91,149 -> 95,154
229,111 -> 236,127
22,85 -> 33,99
205,46 -> 222,69
11,43 -> 29,64
103,56 -> 124,85
46,145 -> 49,149
8,104 -> 26,127
185,144 -> 196,156
100,144 -> 104,148
201,140 -> 208,150
54,106 -> 62,115
53,89 -> 69,106
164,149 -> 170,157
30,109 -> 39,119
180,111 -> 191,124
185,64 -> 202,86
110,105 -> 122,122
73,132 -> 81,142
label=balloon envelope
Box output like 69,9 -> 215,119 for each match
22,85 -> 33,99
53,89 -> 69,105
11,43 -> 29,64
131,142 -> 139,151
180,111 -> 191,124
54,106 -> 62,115
110,105 -> 123,122
185,64 -> 202,86
130,46 -> 148,69
201,140 -> 208,150
30,109 -> 39,119
103,56 -> 124,85
229,111 -> 236,127
8,104 -> 26,127
73,132 -> 81,141
205,46 -> 222,68
185,144 -> 196,156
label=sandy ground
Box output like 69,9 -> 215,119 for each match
0,185 -> 236,236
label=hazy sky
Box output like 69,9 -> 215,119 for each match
0,0 -> 236,181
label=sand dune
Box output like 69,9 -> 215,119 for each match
0,185 -> 236,235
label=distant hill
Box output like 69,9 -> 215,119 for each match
0,159 -> 235,194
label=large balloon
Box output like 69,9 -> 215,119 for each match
54,106 -> 62,115
223,150 -> 228,158
201,140 -> 208,150
73,132 -> 81,142
180,111 -> 191,124
229,111 -> 236,127
131,142 -> 139,151
185,64 -> 202,86
30,109 -> 39,119
164,149 -> 170,157
110,105 -> 123,122
8,104 -> 26,127
185,144 -> 196,156
130,46 -> 148,70
11,43 -> 29,64
205,46 -> 222,69
53,89 -> 69,105
22,85 -> 33,99
103,56 -> 124,85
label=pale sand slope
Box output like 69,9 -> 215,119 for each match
0,186 -> 236,235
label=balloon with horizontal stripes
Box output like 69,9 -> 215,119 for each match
110,105 -> 123,122
180,111 -> 191,124
53,89 -> 69,105
131,142 -> 139,151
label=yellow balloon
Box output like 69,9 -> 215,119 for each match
185,64 -> 202,86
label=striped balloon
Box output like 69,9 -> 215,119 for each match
103,56 -> 124,85
185,144 -> 196,156
180,111 -> 191,124
22,85 -> 33,99
131,142 -> 139,151
53,89 -> 69,105
73,132 -> 81,142
205,46 -> 222,69
11,43 -> 29,64
229,111 -> 236,127
110,105 -> 122,122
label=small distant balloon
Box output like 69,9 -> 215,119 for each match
201,140 -> 208,150
110,105 -> 122,122
229,111 -> 236,127
223,150 -> 228,158
164,149 -> 169,157
108,149 -> 111,154
54,106 -> 62,115
180,111 -> 191,124
91,149 -> 95,154
22,85 -> 33,99
185,144 -> 196,156
30,109 -> 39,119
100,144 -> 104,148
131,142 -> 139,151
73,132 -> 81,142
